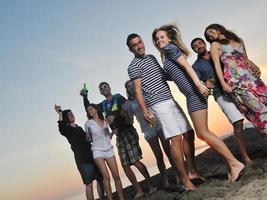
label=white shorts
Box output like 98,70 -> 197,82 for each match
150,99 -> 192,139
216,95 -> 244,124
93,148 -> 114,159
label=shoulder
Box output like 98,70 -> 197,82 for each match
114,93 -> 123,98
128,57 -> 141,68
211,41 -> 221,48
192,59 -> 201,69
85,119 -> 93,125
164,43 -> 178,51
85,119 -> 93,124
210,42 -> 222,52
147,54 -> 156,59
114,93 -> 126,101
164,44 -> 182,55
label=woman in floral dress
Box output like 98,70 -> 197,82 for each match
205,23 -> 267,139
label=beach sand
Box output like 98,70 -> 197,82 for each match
111,128 -> 267,200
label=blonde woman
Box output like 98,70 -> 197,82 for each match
152,24 -> 244,183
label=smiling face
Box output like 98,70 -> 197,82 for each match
205,28 -> 221,41
128,36 -> 145,57
99,83 -> 111,97
154,30 -> 171,49
192,39 -> 207,55
87,106 -> 97,118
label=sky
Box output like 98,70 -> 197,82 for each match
1,0 -> 267,200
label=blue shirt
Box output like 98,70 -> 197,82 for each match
192,56 -> 224,99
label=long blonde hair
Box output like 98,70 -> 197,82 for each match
152,24 -> 189,61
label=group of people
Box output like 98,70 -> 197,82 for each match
55,23 -> 267,200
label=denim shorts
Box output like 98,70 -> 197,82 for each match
77,163 -> 102,185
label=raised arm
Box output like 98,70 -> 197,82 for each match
133,78 -> 153,123
55,104 -> 63,121
210,42 -> 232,93
54,104 -> 68,135
176,55 -> 209,96
80,89 -> 90,112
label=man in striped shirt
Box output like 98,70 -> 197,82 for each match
126,33 -> 199,190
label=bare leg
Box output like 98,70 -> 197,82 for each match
122,164 -> 144,199
96,179 -> 105,200
190,109 -> 245,183
94,158 -> 113,200
158,129 -> 180,184
85,182 -> 94,200
169,135 -> 196,190
147,136 -> 169,187
233,120 -> 252,165
133,160 -> 157,193
106,156 -> 124,200
183,129 -> 205,181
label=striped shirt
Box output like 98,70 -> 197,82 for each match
163,44 -> 207,113
128,54 -> 172,107
163,43 -> 199,97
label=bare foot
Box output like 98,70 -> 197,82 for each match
188,173 -> 206,182
183,179 -> 197,190
133,191 -> 144,199
229,162 -> 245,183
148,186 -> 157,194
183,183 -> 197,191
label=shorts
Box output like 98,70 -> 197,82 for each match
143,117 -> 162,140
143,127 -> 159,140
77,163 -> 102,185
93,147 -> 114,159
150,99 -> 192,139
216,95 -> 244,124
116,128 -> 142,166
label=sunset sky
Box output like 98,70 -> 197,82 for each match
1,1 -> 267,200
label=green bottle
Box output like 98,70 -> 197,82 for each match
83,83 -> 88,95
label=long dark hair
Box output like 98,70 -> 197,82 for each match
204,23 -> 241,44
62,109 -> 72,124
87,104 -> 104,120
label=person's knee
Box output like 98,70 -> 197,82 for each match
196,132 -> 205,140
102,172 -> 110,181
171,135 -> 182,144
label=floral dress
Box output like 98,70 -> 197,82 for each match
220,43 -> 267,135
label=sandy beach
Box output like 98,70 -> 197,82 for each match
111,127 -> 267,200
